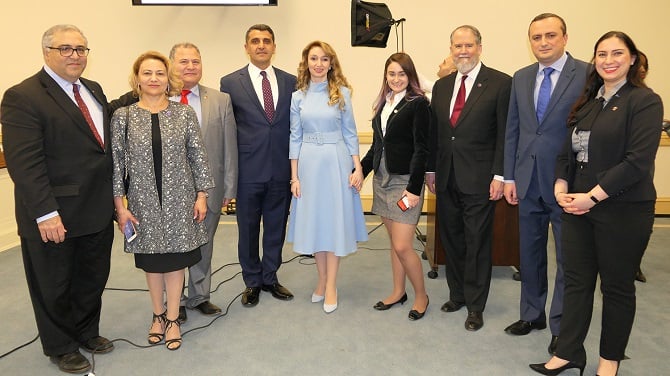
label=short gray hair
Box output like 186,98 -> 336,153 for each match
169,42 -> 201,61
42,24 -> 87,51
450,25 -> 482,45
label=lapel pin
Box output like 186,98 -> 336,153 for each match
612,107 -> 618,111
393,109 -> 398,113
477,83 -> 482,88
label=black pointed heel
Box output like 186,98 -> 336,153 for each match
373,292 -> 408,310
529,360 -> 586,376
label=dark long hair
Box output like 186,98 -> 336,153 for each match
372,52 -> 425,116
568,31 -> 646,125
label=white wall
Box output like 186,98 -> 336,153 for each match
1,0 -> 669,250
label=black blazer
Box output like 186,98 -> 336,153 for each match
427,64 -> 511,194
362,96 -> 430,195
1,69 -> 114,240
555,83 -> 663,202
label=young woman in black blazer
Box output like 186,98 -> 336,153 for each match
530,31 -> 663,376
361,52 -> 430,320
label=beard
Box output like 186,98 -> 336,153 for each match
454,57 -> 479,74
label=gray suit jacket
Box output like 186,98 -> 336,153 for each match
504,53 -> 589,201
198,85 -> 238,211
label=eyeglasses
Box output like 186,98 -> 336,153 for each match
46,46 -> 90,57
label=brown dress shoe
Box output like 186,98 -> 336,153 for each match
80,335 -> 114,354
194,301 -> 222,315
50,350 -> 91,374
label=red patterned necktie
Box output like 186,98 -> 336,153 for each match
260,71 -> 275,122
180,89 -> 191,104
450,75 -> 468,126
73,83 -> 104,148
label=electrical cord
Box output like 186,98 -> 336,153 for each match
0,253 -> 311,371
1,220 -> 419,366
0,334 -> 39,359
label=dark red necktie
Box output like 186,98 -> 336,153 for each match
73,83 -> 104,148
180,89 -> 191,104
450,75 -> 468,126
260,71 -> 275,122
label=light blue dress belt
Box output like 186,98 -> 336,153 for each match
302,131 -> 342,144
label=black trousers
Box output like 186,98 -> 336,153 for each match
436,169 -> 495,312
21,222 -> 113,356
555,200 -> 653,363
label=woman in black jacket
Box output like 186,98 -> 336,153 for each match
530,31 -> 663,376
362,52 -> 430,320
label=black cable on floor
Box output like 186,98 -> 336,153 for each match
0,334 -> 39,359
0,254 -> 312,370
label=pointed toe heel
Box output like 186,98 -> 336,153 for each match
529,360 -> 585,376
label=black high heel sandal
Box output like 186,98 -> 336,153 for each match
529,359 -> 586,376
164,318 -> 182,351
373,292 -> 408,310
147,311 -> 166,345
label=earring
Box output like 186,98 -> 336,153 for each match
165,84 -> 170,94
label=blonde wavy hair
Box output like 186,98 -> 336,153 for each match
129,50 -> 182,98
296,41 -> 352,110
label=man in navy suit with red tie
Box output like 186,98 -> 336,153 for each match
1,24 -> 114,373
220,24 -> 297,307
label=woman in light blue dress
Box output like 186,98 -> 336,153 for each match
287,41 -> 367,313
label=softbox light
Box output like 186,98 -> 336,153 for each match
351,0 -> 394,48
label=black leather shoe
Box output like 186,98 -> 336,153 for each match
194,301 -> 222,315
548,335 -> 559,355
529,360 -> 586,375
441,300 -> 465,312
408,296 -> 429,321
178,305 -> 188,323
80,335 -> 114,354
373,292 -> 407,310
241,287 -> 261,306
636,268 -> 647,283
504,319 -> 547,335
50,350 -> 91,374
261,283 -> 294,300
465,311 -> 483,331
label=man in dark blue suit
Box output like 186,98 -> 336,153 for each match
502,13 -> 589,354
220,24 -> 297,307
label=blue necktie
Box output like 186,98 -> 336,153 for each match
536,67 -> 554,122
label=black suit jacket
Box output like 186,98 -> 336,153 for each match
1,69 -> 113,239
428,64 -> 511,194
556,83 -> 663,201
361,96 -> 430,195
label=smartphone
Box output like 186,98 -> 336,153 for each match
123,221 -> 137,242
397,195 -> 410,212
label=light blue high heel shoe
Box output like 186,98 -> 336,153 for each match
323,290 -> 338,313
311,293 -> 324,303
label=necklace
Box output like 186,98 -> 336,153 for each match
138,96 -> 169,113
